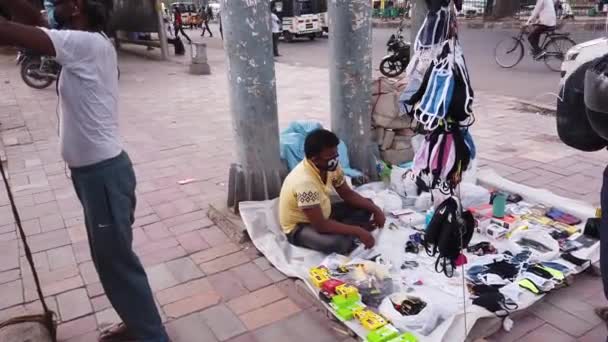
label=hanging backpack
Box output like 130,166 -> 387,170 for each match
556,58 -> 607,151
423,196 -> 475,277
585,54 -> 608,142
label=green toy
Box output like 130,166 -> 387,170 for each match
333,302 -> 363,321
367,324 -> 399,342
332,292 -> 361,307
388,332 -> 418,342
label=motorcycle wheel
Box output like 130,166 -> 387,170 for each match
21,59 -> 54,90
380,58 -> 406,78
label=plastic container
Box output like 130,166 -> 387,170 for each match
492,192 -> 507,218
425,209 -> 434,228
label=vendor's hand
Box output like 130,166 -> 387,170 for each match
358,230 -> 376,249
372,208 -> 386,228
360,222 -> 376,231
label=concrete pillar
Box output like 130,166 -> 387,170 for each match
155,0 -> 169,60
220,0 -> 285,210
189,42 -> 211,75
329,0 -> 376,178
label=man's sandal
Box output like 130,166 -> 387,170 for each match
595,307 -> 608,322
99,323 -> 137,342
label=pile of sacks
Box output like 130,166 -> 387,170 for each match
371,77 -> 415,166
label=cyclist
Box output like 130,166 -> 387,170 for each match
526,0 -> 557,59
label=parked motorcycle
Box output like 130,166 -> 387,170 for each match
17,50 -> 61,90
379,22 -> 411,78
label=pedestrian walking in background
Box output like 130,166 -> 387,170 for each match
200,5 -> 213,37
271,9 -> 281,57
174,6 -> 192,44
0,0 -> 170,341
207,5 -> 214,21
165,17 -> 185,55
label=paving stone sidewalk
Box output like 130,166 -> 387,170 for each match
0,37 -> 607,342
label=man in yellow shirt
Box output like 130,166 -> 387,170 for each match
279,129 -> 386,255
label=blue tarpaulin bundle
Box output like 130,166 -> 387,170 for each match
279,121 -> 364,178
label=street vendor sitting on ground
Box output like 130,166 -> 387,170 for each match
279,129 -> 386,255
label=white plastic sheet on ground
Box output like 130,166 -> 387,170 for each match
239,169 -> 599,342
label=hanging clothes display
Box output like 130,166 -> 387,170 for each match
399,4 -> 478,283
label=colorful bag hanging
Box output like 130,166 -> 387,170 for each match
412,128 -> 472,188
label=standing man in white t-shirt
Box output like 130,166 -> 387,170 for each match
271,8 -> 281,57
0,1 -> 169,341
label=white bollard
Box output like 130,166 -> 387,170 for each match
189,42 -> 211,75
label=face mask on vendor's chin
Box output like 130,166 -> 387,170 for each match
326,157 -> 339,172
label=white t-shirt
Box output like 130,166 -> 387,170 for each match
271,13 -> 281,33
41,28 -> 122,168
528,0 -> 557,27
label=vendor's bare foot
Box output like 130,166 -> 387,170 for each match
99,323 -> 137,342
595,307 -> 608,322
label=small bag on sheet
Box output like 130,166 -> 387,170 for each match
378,293 -> 443,336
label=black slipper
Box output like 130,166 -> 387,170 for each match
595,307 -> 608,322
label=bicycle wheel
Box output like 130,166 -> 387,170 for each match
495,37 -> 524,69
543,37 -> 576,72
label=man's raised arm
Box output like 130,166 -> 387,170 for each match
1,0 -> 47,27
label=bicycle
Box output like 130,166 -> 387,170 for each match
494,25 -> 576,72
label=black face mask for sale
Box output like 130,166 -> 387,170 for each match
472,292 -> 518,318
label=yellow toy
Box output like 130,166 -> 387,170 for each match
309,267 -> 331,288
332,284 -> 361,306
551,222 -> 578,235
335,284 -> 358,297
522,214 -> 552,226
331,284 -> 361,307
352,307 -> 367,321
353,308 -> 388,330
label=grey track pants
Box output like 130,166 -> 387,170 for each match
71,152 -> 169,342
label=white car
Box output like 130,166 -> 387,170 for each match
209,2 -> 220,19
560,37 -> 608,85
458,3 -> 485,17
